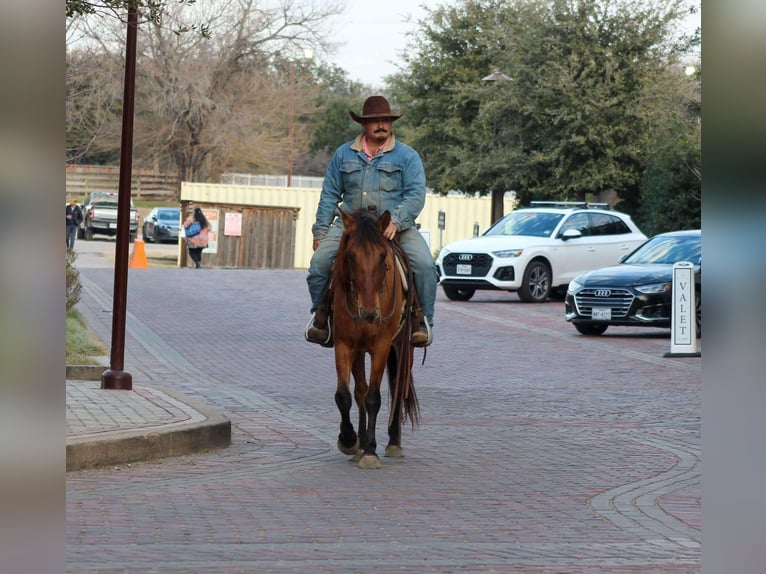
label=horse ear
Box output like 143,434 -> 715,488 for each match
377,211 -> 391,233
340,209 -> 354,231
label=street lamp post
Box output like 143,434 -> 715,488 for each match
482,68 -> 512,224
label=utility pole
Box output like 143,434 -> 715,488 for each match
101,2 -> 138,391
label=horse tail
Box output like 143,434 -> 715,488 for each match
387,324 -> 420,428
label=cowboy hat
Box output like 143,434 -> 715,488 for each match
349,95 -> 402,123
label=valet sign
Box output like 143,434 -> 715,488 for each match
666,261 -> 699,357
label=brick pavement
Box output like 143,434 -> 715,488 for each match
66,254 -> 700,573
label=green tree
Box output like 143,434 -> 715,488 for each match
391,0 -> 699,222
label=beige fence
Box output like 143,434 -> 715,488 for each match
66,165 -> 178,201
182,182 -> 516,269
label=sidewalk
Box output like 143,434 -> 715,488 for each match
66,365 -> 231,471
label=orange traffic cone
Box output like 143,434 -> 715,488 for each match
129,239 -> 149,269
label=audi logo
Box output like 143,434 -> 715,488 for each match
594,289 -> 611,298
458,254 -> 474,261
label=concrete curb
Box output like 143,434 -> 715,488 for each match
66,385 -> 231,472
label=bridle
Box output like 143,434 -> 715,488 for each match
342,242 -> 400,324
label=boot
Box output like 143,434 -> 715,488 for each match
305,313 -> 332,347
411,320 -> 432,347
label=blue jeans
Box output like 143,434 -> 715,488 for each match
307,220 -> 437,326
66,224 -> 78,250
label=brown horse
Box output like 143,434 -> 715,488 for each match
332,208 -> 420,469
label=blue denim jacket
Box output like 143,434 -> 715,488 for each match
312,134 -> 426,241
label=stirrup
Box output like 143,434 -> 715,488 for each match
304,313 -> 333,347
412,321 -> 433,347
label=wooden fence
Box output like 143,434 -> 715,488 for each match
66,165 -> 178,201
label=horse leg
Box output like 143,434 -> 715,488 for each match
384,348 -> 404,458
334,346 -> 358,455
350,353 -> 368,461
357,351 -> 387,469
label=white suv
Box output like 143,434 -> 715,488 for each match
435,202 -> 647,302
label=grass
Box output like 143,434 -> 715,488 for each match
66,307 -> 107,365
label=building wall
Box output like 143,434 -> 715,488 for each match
181,182 -> 516,269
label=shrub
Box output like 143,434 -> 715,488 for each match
66,249 -> 82,311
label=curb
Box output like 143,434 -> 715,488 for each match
66,385 -> 231,472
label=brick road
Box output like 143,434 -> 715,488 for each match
67,259 -> 701,573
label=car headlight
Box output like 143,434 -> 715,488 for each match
568,280 -> 583,294
492,249 -> 523,258
635,282 -> 671,294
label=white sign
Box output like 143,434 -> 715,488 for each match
224,212 -> 242,236
667,261 -> 699,357
201,208 -> 219,254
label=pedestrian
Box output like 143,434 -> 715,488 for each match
183,207 -> 210,269
305,95 -> 437,347
66,198 -> 83,250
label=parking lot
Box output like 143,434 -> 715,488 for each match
67,248 -> 701,572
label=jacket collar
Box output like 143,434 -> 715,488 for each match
351,133 -> 396,155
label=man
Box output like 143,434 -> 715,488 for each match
305,95 -> 437,347
66,198 -> 83,250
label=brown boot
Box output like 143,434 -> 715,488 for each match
411,321 -> 432,347
305,314 -> 332,347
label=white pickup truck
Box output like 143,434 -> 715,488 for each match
78,191 -> 139,242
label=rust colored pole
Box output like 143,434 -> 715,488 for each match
102,3 -> 138,390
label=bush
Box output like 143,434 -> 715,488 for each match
66,249 -> 82,311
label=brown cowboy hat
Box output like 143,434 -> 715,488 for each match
349,95 -> 402,123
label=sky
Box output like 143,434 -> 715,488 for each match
325,0 -> 447,89
326,1 -> 700,90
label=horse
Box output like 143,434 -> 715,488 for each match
331,208 -> 420,469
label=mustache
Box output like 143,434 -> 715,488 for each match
374,128 -> 388,133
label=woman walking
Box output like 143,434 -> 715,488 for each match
183,207 -> 210,269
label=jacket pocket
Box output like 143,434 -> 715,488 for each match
377,163 -> 402,192
340,161 -> 363,189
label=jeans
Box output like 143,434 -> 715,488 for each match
66,224 -> 78,249
307,220 -> 438,325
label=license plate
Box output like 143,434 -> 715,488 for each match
592,307 -> 611,320
109,223 -> 117,229
456,264 -> 472,275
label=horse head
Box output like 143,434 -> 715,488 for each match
338,209 -> 393,324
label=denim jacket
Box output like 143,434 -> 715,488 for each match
312,134 -> 426,241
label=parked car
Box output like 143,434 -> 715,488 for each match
78,191 -> 139,242
565,229 -> 701,336
142,207 -> 181,243
435,202 -> 647,302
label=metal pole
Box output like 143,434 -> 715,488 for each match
102,3 -> 138,391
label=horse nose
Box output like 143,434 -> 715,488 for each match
359,307 -> 379,323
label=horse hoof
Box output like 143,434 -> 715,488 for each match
357,454 -> 381,469
384,445 -> 404,458
337,437 -> 359,456
351,449 -> 364,462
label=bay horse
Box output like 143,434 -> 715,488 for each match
332,208 -> 420,469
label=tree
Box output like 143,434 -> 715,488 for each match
67,0 -> 343,182
390,0 -> 700,222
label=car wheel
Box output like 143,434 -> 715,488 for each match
77,226 -> 84,240
143,225 -> 153,243
574,323 -> 608,336
696,289 -> 701,338
129,232 -> 136,243
442,285 -> 475,301
84,227 -> 94,241
518,260 -> 551,302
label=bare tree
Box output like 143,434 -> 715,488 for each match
67,0 -> 342,182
